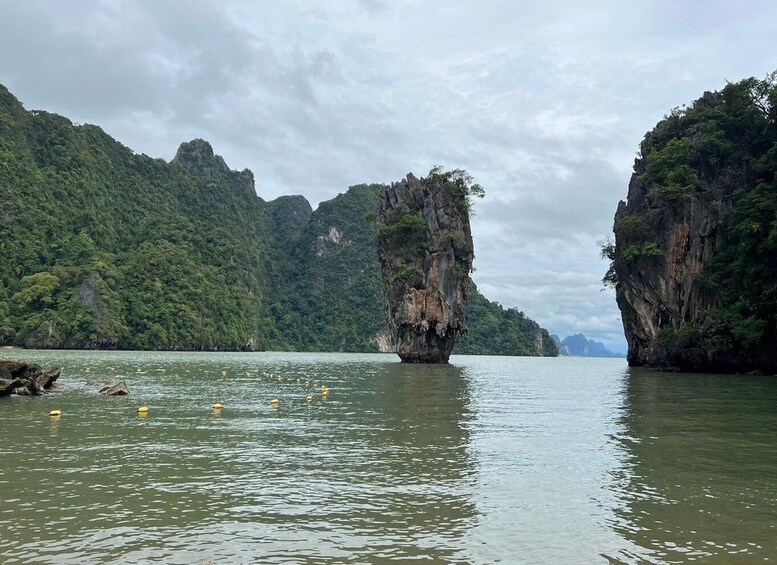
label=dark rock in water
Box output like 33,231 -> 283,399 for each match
36,368 -> 61,390
99,382 -> 129,396
376,170 -> 477,363
0,377 -> 22,396
0,359 -> 63,396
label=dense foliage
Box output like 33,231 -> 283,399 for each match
268,185 -> 387,352
0,86 -> 277,350
610,74 -> 777,366
0,84 -> 556,356
457,287 -> 557,356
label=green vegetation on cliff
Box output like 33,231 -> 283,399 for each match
0,85 -> 275,350
0,84 -> 556,356
457,287 -> 557,356
269,185 -> 387,352
610,73 -> 777,370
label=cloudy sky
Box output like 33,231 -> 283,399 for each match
2,0 -> 776,352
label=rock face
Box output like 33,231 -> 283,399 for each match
611,80 -> 777,372
171,138 -> 231,177
376,171 -> 475,363
0,359 -> 61,396
614,164 -> 727,368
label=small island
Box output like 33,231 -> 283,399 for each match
375,168 -> 481,363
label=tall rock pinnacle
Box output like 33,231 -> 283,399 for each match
375,169 -> 479,363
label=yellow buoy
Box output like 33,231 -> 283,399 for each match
49,409 -> 62,416
322,389 -> 330,397
222,371 -> 227,377
137,406 -> 149,413
271,398 -> 280,406
213,403 -> 224,409
306,395 -> 313,402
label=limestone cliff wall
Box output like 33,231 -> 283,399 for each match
614,167 -> 729,367
376,172 -> 474,363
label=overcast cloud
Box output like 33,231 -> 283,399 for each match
2,0 -> 777,352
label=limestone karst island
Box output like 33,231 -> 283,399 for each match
606,75 -> 777,374
376,170 -> 478,363
0,84 -> 554,360
3,1 -> 777,560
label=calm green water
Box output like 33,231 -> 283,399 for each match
1,351 -> 776,564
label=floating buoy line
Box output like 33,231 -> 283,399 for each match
56,369 -> 331,417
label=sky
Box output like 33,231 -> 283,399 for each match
2,0 -> 776,353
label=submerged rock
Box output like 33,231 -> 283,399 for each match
375,169 -> 478,363
0,377 -> 22,396
99,382 -> 129,396
0,360 -> 62,396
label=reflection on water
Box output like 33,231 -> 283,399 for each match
2,351 -> 777,563
608,368 -> 777,563
0,351 -> 476,564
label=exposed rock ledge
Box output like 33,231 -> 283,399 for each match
0,359 -> 62,396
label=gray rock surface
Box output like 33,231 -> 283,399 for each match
376,172 -> 475,363
613,142 -> 728,368
171,138 -> 230,177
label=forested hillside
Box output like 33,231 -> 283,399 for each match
0,84 -> 556,356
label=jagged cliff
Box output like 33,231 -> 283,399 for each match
612,75 -> 777,372
375,170 -> 476,363
0,83 -> 556,356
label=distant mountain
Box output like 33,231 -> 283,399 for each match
551,334 -> 624,358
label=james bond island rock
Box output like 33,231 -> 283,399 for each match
609,74 -> 777,373
376,169 -> 481,363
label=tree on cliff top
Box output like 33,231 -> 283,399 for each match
428,166 -> 485,212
